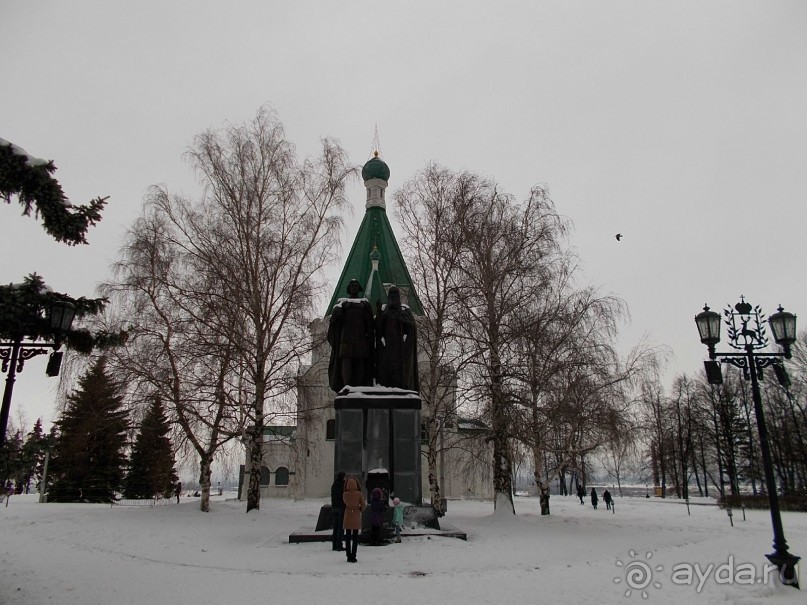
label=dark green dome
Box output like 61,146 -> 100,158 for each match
362,155 -> 390,182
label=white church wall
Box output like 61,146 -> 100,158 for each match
294,318 -> 335,499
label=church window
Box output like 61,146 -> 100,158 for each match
326,418 -> 336,440
260,466 -> 271,486
275,466 -> 290,486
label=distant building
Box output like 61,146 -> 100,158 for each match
240,153 -> 492,502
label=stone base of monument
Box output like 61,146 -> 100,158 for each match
288,504 -> 466,543
289,385 -> 469,543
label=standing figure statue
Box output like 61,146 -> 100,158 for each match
327,279 -> 375,392
375,285 -> 419,391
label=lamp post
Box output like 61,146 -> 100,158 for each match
0,299 -> 75,448
695,297 -> 800,587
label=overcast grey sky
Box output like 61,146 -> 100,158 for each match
2,1 -> 806,429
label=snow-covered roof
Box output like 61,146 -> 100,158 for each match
336,385 -> 420,398
457,418 -> 489,433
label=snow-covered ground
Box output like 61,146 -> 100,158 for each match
1,493 -> 804,604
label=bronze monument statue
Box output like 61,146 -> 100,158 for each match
375,285 -> 419,391
327,279 -> 375,392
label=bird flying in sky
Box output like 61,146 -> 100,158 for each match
615,233 -> 622,241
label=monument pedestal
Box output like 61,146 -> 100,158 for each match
294,386 -> 454,544
334,386 -> 422,505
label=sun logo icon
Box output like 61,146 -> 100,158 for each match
614,550 -> 663,599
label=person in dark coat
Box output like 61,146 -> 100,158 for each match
342,476 -> 366,563
577,484 -> 585,505
175,481 -> 182,503
590,487 -> 599,510
330,471 -> 346,551
327,279 -> 375,392
369,487 -> 387,546
603,489 -> 613,511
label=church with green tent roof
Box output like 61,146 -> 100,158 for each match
240,152 -> 491,503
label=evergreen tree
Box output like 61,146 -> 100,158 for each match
1,139 -> 107,245
20,418 -> 47,493
49,358 -> 129,502
123,397 -> 177,499
0,430 -> 24,490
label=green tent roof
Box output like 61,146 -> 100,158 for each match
326,205 -> 423,316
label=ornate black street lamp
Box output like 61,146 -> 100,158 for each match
695,297 -> 800,588
0,298 -> 75,448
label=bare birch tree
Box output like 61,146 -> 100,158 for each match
452,180 -> 567,513
507,258 -> 633,513
181,108 -> 355,512
107,108 -> 356,512
104,208 -> 246,512
394,164 -> 473,516
642,372 -> 671,498
669,374 -> 697,499
598,428 -> 641,497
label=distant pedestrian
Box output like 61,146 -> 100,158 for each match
590,488 -> 598,510
603,489 -> 612,511
392,497 -> 404,543
577,485 -> 585,505
175,481 -> 182,503
369,487 -> 387,546
342,476 -> 366,563
331,471 -> 346,552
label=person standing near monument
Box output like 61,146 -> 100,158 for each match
369,487 -> 387,546
328,279 -> 375,392
375,285 -> 419,391
330,471 -> 346,551
391,497 -> 404,543
342,476 -> 366,563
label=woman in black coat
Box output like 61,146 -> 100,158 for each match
590,488 -> 599,510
